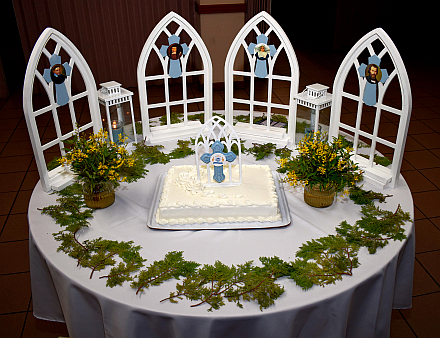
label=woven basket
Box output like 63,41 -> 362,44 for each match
83,181 -> 115,209
303,185 -> 335,208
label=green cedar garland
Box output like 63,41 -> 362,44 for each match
132,142 -> 170,165
41,141 -> 412,311
290,235 -> 360,290
131,251 -> 199,294
247,142 -> 277,160
161,258 -> 287,311
131,139 -> 195,165
349,185 -> 393,205
336,204 -> 411,254
168,140 -> 196,159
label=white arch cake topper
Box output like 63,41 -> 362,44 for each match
23,27 -> 102,192
137,11 -> 213,143
328,28 -> 412,189
224,11 -> 300,145
195,116 -> 242,187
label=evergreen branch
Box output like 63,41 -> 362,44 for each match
336,204 -> 411,254
274,146 -> 293,159
131,251 -> 199,295
99,258 -> 136,279
135,267 -> 179,295
247,143 -> 277,160
90,251 -> 118,279
168,140 -> 195,159
132,141 -> 170,165
163,261 -> 285,311
290,235 -> 360,290
73,228 -> 89,253
226,269 -> 276,298
349,185 -> 392,205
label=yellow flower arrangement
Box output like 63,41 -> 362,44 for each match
59,129 -> 147,191
277,132 -> 363,193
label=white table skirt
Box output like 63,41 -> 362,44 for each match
28,143 -> 414,338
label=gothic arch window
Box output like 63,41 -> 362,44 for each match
137,12 -> 213,143
224,11 -> 299,145
23,28 -> 102,192
328,28 -> 412,188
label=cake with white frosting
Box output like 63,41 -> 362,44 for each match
155,164 -> 281,225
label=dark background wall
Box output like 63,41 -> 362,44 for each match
272,0 -> 434,66
1,0 -> 435,98
1,1 -> 26,98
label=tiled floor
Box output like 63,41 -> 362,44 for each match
1,48 -> 440,337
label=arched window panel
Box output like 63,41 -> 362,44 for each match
23,28 -> 102,192
146,79 -> 166,106
187,74 -> 205,100
382,74 -> 403,111
225,11 -> 299,145
329,28 -> 411,189
137,12 -> 213,143
272,47 -> 291,77
144,45 -> 165,79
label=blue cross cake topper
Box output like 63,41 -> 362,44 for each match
248,34 -> 277,78
159,35 -> 189,78
200,141 -> 237,183
358,55 -> 389,106
43,53 -> 72,106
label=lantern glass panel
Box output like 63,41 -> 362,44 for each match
99,99 -> 136,144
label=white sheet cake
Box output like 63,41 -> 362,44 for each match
155,164 -> 281,225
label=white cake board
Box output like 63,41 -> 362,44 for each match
147,171 -> 291,230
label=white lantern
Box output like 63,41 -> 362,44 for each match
98,81 -> 138,144
295,83 -> 332,135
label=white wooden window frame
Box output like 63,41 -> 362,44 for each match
224,11 -> 299,145
137,11 -> 213,143
328,28 -> 412,189
23,28 -> 102,192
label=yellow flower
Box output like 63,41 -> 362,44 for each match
98,162 -> 108,170
58,157 -> 68,165
117,146 -> 128,156
337,159 -> 346,171
317,166 -> 326,175
118,134 -> 129,143
287,171 -> 297,179
277,158 -> 288,167
107,169 -> 119,181
126,158 -> 135,167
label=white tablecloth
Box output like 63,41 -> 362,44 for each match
28,142 -> 414,338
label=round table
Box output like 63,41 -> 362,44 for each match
28,141 -> 414,338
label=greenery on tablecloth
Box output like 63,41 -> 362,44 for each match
160,258 -> 287,311
41,140 -> 412,311
132,139 -> 195,165
336,204 -> 411,254
349,185 -> 393,205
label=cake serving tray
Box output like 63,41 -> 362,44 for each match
147,171 -> 291,230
